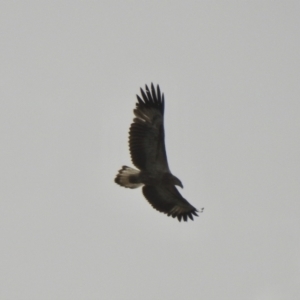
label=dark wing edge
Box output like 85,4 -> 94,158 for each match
129,83 -> 169,171
142,185 -> 200,222
136,83 -> 164,115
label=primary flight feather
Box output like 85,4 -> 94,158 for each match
115,84 -> 202,222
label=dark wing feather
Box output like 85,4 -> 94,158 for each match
129,83 -> 169,172
142,185 -> 199,222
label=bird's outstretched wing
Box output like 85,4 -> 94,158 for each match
129,83 -> 170,173
142,185 -> 199,222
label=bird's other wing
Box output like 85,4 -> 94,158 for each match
129,83 -> 170,173
142,185 -> 199,222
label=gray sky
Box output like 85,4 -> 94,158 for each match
1,1 -> 299,300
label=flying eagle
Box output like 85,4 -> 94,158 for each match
115,84 -> 202,222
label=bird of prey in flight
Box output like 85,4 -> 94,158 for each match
115,84 -> 203,221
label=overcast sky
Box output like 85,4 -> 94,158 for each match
1,1 -> 299,300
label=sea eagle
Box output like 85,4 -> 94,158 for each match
115,84 -> 202,221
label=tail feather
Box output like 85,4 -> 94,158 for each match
115,166 -> 143,189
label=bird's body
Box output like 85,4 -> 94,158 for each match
115,84 -> 201,222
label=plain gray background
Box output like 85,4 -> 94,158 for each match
1,1 -> 299,300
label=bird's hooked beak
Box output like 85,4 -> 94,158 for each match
176,178 -> 184,189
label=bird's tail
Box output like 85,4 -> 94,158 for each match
115,166 -> 143,189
